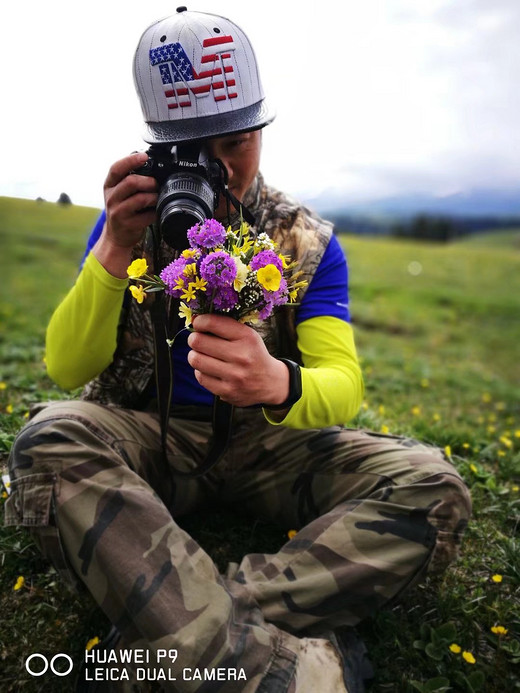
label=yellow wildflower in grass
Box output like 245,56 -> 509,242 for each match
129,285 -> 146,304
287,530 -> 297,540
362,402 -> 369,410
512,485 -> 519,492
487,425 -> 496,435
482,392 -> 492,403
257,264 -> 282,292
380,425 -> 390,434
1,491 -> 7,500
420,378 -> 429,388
178,302 -> 193,328
462,651 -> 476,664
497,450 -> 506,458
13,576 -> 25,591
470,464 -> 478,474
515,430 -> 520,439
189,277 -> 208,293
411,406 -> 421,416
6,404 -> 13,414
491,574 -> 503,583
444,445 -> 452,458
378,405 -> 385,416
462,442 -> 470,449
0,381 -> 6,390
499,436 -> 512,449
449,643 -> 462,654
86,636 -> 100,651
127,258 -> 148,279
433,412 -> 441,422
491,626 -> 508,636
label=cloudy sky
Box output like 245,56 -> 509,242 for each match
1,0 -> 519,208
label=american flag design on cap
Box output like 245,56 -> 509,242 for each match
150,34 -> 238,109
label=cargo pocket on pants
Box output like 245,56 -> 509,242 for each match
4,473 -> 82,591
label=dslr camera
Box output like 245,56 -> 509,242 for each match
134,142 -> 222,249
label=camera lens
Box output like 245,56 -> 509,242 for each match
157,173 -> 215,249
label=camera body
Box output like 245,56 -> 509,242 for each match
134,142 -> 222,249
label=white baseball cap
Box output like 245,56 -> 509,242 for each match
133,7 -> 275,144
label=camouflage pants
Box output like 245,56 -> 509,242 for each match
5,400 -> 471,691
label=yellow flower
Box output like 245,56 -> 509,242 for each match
497,450 -> 506,458
449,643 -> 462,654
181,248 -> 199,259
495,402 -> 506,411
477,416 -> 484,424
462,442 -> 470,449
362,401 -> 369,410
289,289 -> 299,303
287,530 -> 297,540
6,404 -> 13,414
499,436 -> 512,449
482,392 -> 492,403
1,491 -> 7,500
86,636 -> 100,651
420,378 -> 429,388
491,574 -> 503,583
512,485 -> 519,492
462,651 -> 476,664
515,430 -> 520,439
127,258 -> 148,279
380,425 -> 390,434
444,445 -> 452,458
487,425 -> 496,434
174,277 -> 185,291
129,284 -> 146,304
491,625 -> 508,636
233,257 -> 249,292
183,262 -> 198,277
411,405 -> 421,416
13,576 -> 25,591
181,285 -> 197,302
257,264 -> 282,292
0,381 -> 6,390
378,405 -> 385,416
178,302 -> 193,328
189,277 -> 208,293
279,253 -> 290,269
239,311 -> 260,324
470,464 -> 478,474
433,412 -> 441,422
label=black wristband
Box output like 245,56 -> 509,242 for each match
262,358 -> 302,410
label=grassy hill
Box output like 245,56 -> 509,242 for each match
0,197 -> 519,692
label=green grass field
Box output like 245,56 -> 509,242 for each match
0,196 -> 519,692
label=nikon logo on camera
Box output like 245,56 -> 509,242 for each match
178,161 -> 198,167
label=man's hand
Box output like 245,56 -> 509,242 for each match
93,152 -> 158,278
187,314 -> 290,408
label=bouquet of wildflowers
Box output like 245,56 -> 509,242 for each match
126,219 -> 307,327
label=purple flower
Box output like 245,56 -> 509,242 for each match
200,251 -> 237,288
160,257 -> 188,296
212,285 -> 239,312
187,219 -> 227,249
250,250 -> 283,272
258,301 -> 275,320
267,277 -> 289,306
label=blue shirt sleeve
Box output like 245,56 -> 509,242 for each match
80,209 -> 106,269
295,233 -> 350,325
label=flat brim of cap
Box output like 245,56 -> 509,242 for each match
142,99 -> 275,144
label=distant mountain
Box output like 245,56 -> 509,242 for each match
303,188 -> 520,219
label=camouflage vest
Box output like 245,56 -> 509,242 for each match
81,173 -> 333,409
